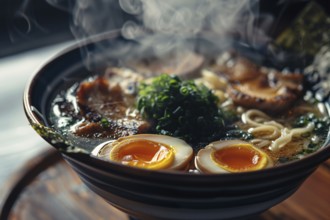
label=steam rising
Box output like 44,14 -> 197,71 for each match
73,1 -> 266,68
44,0 -> 306,69
9,1 -> 48,42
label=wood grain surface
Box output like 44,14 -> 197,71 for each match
2,152 -> 330,220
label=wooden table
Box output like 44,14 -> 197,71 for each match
1,148 -> 330,220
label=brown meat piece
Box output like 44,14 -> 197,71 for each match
226,59 -> 304,114
74,76 -> 150,138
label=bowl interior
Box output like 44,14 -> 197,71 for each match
24,31 -> 330,179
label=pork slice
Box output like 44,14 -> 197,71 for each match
74,76 -> 150,138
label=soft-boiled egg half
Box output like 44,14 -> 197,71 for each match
195,140 -> 273,173
92,134 -> 193,171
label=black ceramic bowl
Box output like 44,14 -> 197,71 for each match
23,33 -> 330,220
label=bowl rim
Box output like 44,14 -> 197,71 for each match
23,31 -> 330,179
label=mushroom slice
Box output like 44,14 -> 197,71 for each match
227,71 -> 303,114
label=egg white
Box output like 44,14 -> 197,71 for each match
195,140 -> 273,174
92,134 -> 193,171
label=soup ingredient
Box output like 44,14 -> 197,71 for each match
137,74 -> 226,145
241,109 -> 329,162
294,113 -> 330,135
227,61 -> 304,113
32,123 -> 88,154
225,129 -> 254,141
75,76 -> 150,138
110,139 -> 174,169
220,57 -> 260,82
304,45 -> 330,102
242,109 -> 315,152
93,134 -> 193,170
268,123 -> 314,151
195,140 -> 273,173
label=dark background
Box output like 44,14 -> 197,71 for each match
0,0 -> 73,58
0,0 -> 329,58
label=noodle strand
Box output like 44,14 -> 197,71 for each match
242,109 -> 315,152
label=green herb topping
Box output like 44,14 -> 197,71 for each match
137,74 -> 228,146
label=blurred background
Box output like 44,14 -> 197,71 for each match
0,0 -> 73,58
0,0 -> 74,198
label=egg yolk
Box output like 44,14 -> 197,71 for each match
109,139 -> 174,170
211,144 -> 267,172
